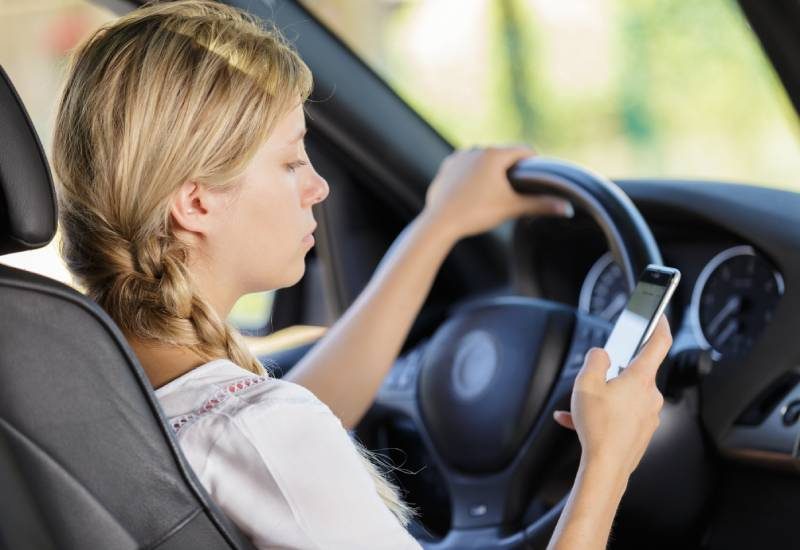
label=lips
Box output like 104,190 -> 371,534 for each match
302,222 -> 317,245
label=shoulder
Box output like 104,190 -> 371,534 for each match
157,361 -> 346,480
162,362 -> 356,480
167,365 -> 370,511
163,364 -> 368,499
157,359 -> 334,433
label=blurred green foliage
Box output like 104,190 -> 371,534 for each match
228,291 -> 274,334
302,0 -> 800,190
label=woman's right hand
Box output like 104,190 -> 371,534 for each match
553,315 -> 672,478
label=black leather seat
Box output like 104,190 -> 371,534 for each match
0,66 -> 256,549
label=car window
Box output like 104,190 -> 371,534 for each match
299,0 -> 800,191
231,291 -> 274,336
0,0 -> 272,334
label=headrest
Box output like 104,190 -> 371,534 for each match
0,65 -> 57,255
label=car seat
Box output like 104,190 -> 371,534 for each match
0,65 -> 256,550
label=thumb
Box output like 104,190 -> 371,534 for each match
576,347 -> 611,386
553,410 -> 576,431
627,315 -> 672,381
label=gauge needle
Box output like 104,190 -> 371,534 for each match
707,295 -> 742,338
600,293 -> 628,320
715,318 -> 739,348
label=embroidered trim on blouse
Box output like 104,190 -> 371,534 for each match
168,375 -> 270,434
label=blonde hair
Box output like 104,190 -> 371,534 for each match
52,0 -> 412,526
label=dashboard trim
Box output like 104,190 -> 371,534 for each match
720,370 -> 800,469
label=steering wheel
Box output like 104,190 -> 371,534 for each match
373,157 -> 663,549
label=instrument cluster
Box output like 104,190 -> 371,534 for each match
579,245 -> 784,360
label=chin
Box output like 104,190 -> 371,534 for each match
250,261 -> 305,292
283,261 -> 307,287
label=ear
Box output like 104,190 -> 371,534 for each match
170,180 -> 213,235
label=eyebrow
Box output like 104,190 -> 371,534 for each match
285,128 -> 307,147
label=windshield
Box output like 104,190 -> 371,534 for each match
300,0 -> 800,191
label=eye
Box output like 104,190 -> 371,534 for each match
285,159 -> 309,173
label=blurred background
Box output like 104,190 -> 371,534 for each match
1,0 -> 799,335
301,0 -> 800,186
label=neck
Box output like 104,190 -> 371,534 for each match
126,334 -> 210,389
120,244 -> 240,388
177,231 -> 241,320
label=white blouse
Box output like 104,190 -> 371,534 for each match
155,359 -> 421,550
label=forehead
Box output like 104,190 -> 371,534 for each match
271,103 -> 306,146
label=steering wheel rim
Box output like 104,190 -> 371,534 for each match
372,157 -> 663,549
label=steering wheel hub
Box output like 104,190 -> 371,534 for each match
451,330 -> 498,400
419,298 -> 575,473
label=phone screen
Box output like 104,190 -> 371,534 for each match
604,268 -> 678,381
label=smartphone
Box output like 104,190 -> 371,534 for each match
604,264 -> 681,381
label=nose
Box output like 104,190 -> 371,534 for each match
301,165 -> 329,207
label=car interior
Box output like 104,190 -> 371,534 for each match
1,0 -> 800,549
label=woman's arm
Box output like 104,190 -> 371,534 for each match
547,457 -> 629,550
283,211 -> 458,428
285,147 -> 571,428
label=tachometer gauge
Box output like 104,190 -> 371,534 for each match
690,245 -> 783,360
579,252 -> 628,322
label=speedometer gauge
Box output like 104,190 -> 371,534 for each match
579,252 -> 628,322
690,245 -> 783,360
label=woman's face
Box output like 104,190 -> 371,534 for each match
205,101 -> 329,299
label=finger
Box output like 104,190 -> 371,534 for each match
495,144 -> 537,165
627,316 -> 673,380
505,143 -> 537,156
553,410 -> 576,431
576,347 -> 611,386
520,196 -> 574,218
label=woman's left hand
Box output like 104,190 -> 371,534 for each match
422,146 -> 574,240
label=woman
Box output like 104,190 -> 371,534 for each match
52,1 -> 670,548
